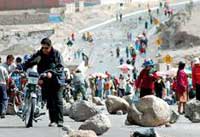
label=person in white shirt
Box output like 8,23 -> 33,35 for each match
118,74 -> 126,97
2,55 -> 16,74
0,65 -> 9,118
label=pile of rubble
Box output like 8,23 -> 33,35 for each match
157,2 -> 200,49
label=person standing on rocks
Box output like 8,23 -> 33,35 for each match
72,69 -> 88,101
176,61 -> 188,114
136,59 -> 159,98
192,57 -> 200,101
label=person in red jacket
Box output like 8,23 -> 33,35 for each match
136,59 -> 159,98
176,61 -> 188,114
192,57 -> 200,101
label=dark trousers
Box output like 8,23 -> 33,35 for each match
140,88 -> 153,98
118,88 -> 125,97
155,90 -> 162,98
0,84 -> 7,114
46,86 -> 64,124
196,84 -> 200,101
73,84 -> 87,100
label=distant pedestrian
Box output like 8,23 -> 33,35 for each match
150,15 -> 153,25
145,21 -> 148,29
119,13 -> 123,22
138,16 -> 142,23
66,37 -> 73,47
148,8 -> 152,16
71,32 -> 75,41
119,57 -> 124,65
77,49 -> 81,59
160,2 -> 163,8
126,46 -> 129,58
157,8 -> 160,15
116,12 -> 119,21
116,47 -> 120,58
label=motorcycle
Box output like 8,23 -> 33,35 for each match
21,67 -> 45,128
7,71 -> 26,115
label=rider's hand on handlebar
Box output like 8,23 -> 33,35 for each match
47,72 -> 52,79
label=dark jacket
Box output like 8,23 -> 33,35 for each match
22,48 -> 66,87
23,48 -> 63,73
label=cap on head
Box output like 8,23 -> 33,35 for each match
143,59 -> 154,67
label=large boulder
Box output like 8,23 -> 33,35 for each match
63,101 -> 72,116
130,128 -> 159,137
123,94 -> 134,105
185,99 -> 200,122
92,97 -> 104,106
67,130 -> 97,137
169,110 -> 179,124
127,95 -> 171,127
105,95 -> 130,114
79,114 -> 111,135
69,100 -> 98,122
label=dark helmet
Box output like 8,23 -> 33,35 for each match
16,57 -> 22,63
23,54 -> 31,62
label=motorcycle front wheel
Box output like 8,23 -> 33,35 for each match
25,98 -> 36,128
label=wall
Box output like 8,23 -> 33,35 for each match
0,0 -> 60,11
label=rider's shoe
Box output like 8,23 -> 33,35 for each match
57,122 -> 63,127
48,122 -> 57,127
0,113 -> 5,119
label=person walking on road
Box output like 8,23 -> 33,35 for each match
118,74 -> 126,97
96,76 -> 104,99
176,61 -> 188,114
154,77 -> 165,98
192,57 -> 200,101
136,59 -> 159,98
116,47 -> 120,58
145,21 -> 148,30
119,12 -> 123,22
22,38 -> 66,127
126,46 -> 129,58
